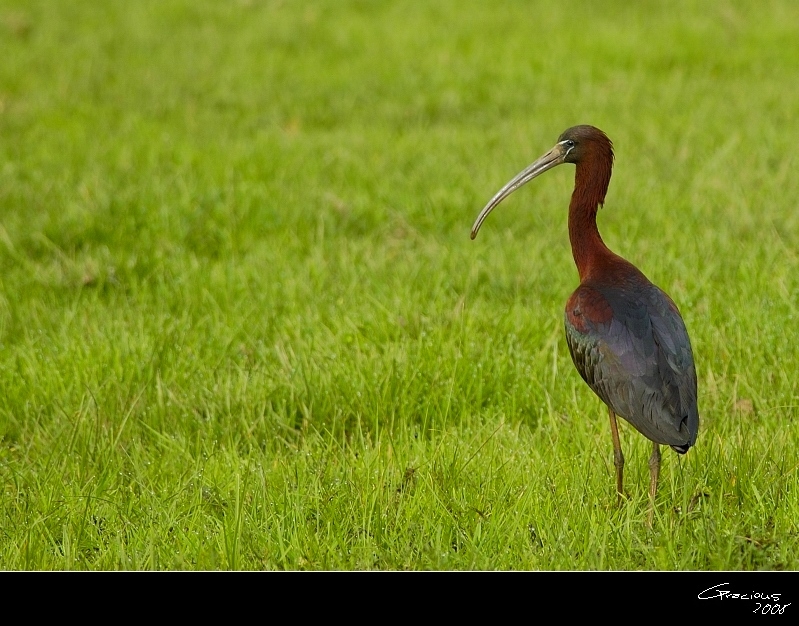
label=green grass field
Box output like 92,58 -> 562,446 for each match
1,0 -> 798,569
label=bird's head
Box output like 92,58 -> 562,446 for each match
557,125 -> 614,166
470,125 -> 614,239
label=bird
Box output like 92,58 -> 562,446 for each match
470,125 -> 698,524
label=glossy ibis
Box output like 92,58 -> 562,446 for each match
470,126 -> 698,523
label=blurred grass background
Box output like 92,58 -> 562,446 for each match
0,0 -> 798,569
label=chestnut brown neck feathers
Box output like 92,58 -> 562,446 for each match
561,127 -> 621,281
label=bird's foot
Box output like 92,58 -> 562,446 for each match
646,506 -> 656,528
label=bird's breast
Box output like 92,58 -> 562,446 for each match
565,285 -> 614,335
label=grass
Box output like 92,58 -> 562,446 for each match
0,0 -> 798,569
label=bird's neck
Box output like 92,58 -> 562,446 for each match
568,159 -> 616,282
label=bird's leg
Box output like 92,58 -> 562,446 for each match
608,408 -> 624,503
647,442 -> 661,527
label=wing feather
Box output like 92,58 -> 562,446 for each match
564,282 -> 698,450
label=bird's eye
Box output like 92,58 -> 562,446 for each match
566,140 -> 575,148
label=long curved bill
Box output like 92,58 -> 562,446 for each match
470,142 -> 568,239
